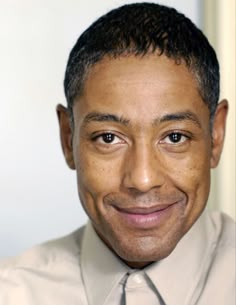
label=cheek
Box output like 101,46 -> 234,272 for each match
74,146 -> 122,219
164,147 -> 211,198
163,147 -> 211,229
77,154 -> 120,194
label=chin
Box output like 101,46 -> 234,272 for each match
109,231 -> 183,267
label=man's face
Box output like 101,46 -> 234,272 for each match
58,54 -> 227,267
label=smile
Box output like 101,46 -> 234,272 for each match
113,202 -> 181,229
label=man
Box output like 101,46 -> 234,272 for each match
0,2 -> 235,305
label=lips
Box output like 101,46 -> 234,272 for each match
104,191 -> 186,228
115,204 -> 175,214
112,202 -> 181,228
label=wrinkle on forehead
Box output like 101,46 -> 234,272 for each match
74,54 -> 209,131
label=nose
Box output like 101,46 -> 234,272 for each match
122,142 -> 165,193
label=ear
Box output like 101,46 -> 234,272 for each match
56,104 -> 75,169
210,99 -> 228,168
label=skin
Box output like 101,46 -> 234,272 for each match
57,54 -> 228,268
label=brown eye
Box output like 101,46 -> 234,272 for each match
169,133 -> 183,143
93,132 -> 122,145
101,133 -> 115,143
161,132 -> 189,144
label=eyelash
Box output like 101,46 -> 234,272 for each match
91,132 -> 124,145
91,131 -> 190,145
161,132 -> 190,145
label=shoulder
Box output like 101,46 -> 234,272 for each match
205,210 -> 235,265
207,210 -> 235,248
0,226 -> 87,305
0,226 -> 85,272
204,211 -> 235,303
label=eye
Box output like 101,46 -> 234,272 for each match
93,132 -> 123,145
161,132 -> 189,144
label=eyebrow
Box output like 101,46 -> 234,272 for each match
82,112 -> 130,126
82,110 -> 202,128
157,111 -> 202,128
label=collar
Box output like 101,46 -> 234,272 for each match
80,211 -> 220,305
145,211 -> 220,305
80,222 -> 130,305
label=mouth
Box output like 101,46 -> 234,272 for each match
112,202 -> 181,229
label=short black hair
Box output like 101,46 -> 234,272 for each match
64,2 -> 219,122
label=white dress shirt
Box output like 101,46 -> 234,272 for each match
0,210 -> 235,305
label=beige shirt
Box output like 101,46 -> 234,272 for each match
0,210 -> 235,305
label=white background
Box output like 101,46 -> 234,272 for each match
0,0 -> 227,258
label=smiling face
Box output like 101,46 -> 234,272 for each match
57,54 -> 227,268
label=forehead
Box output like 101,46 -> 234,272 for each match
74,54 -> 207,124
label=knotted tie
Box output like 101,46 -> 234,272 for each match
124,271 -> 161,305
